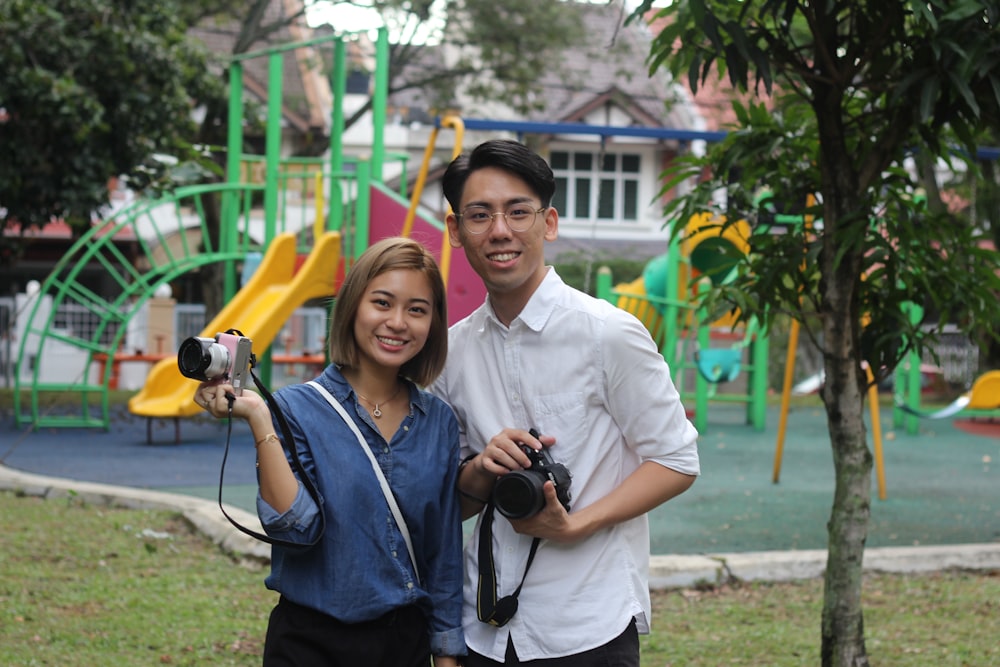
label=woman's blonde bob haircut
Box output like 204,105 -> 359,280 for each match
328,236 -> 448,386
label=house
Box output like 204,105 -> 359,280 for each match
3,0 -> 711,294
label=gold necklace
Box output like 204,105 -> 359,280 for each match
355,382 -> 404,418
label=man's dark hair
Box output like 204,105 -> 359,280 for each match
442,139 -> 556,211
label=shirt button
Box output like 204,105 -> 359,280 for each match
383,447 -> 389,453
403,425 -> 409,431
512,393 -> 520,402
407,582 -> 414,589
392,550 -> 397,558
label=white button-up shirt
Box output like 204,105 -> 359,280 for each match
429,268 -> 699,661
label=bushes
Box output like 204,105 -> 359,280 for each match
551,254 -> 648,296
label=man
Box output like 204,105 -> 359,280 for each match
429,139 -> 699,665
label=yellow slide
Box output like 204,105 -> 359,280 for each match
129,231 -> 341,418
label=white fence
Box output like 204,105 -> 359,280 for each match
2,295 -> 329,390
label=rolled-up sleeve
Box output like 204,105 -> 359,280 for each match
605,310 -> 701,476
255,398 -> 325,543
257,483 -> 323,537
430,626 -> 465,657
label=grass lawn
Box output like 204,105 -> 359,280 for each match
1,490 -> 998,666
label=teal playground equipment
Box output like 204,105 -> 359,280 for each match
13,29 -> 481,433
597,213 -> 770,432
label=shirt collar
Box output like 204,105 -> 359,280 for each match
485,266 -> 562,333
322,364 -> 427,415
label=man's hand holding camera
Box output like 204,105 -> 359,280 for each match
507,479 -> 577,543
460,428 -> 586,544
474,428 -> 552,478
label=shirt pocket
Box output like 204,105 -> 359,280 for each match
533,392 -> 586,460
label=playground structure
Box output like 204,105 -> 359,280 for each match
12,29 -> 484,432
10,23 -> 772,436
895,368 -> 1000,419
597,213 -> 770,432
14,26 -> 992,448
128,231 -> 340,437
773,313 -> 889,499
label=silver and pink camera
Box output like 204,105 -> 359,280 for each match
177,330 -> 253,395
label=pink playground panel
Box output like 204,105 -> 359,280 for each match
368,185 -> 486,325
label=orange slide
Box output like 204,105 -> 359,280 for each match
129,231 -> 341,419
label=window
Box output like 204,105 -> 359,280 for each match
550,149 -> 642,224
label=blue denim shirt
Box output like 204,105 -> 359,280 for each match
257,365 -> 465,656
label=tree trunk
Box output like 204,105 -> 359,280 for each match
818,211 -> 873,667
200,191 -> 224,321
819,359 -> 872,667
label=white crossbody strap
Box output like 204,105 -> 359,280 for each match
306,381 -> 420,585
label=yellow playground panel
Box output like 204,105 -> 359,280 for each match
678,212 -> 752,329
616,213 -> 752,335
966,370 -> 1000,411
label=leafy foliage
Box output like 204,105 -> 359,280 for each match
311,0 -> 588,120
656,99 -> 1000,382
0,0 -> 222,237
441,0 -> 585,114
632,1 -> 1000,664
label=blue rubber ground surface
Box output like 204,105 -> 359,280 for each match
3,401 -> 998,556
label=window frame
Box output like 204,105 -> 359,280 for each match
549,146 -> 647,228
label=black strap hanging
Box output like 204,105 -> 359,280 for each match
476,500 -> 540,627
215,361 -> 326,550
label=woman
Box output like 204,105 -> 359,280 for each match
194,237 -> 464,666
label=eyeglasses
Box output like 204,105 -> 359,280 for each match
456,204 -> 547,234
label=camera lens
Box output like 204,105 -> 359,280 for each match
493,472 -> 545,519
177,337 -> 230,381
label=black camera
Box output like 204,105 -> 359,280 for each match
492,430 -> 572,519
177,330 -> 253,396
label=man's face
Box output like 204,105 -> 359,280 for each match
446,167 -> 558,315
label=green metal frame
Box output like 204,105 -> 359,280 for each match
13,183 -> 262,428
14,28 -> 393,430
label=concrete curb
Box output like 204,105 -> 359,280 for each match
4,464 -> 998,589
649,543 -> 1000,589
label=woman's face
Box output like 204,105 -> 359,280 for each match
352,268 -> 435,373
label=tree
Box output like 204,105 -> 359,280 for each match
632,1 -> 1000,665
307,0 -> 587,125
0,0 -> 221,255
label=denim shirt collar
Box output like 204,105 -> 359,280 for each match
318,364 -> 429,417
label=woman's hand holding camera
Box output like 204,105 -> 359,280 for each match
193,381 -> 268,424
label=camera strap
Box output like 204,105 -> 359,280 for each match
214,364 -> 326,550
476,499 -> 541,627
